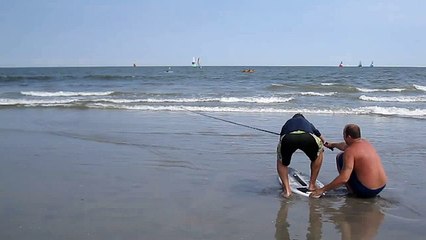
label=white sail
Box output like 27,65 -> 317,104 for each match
192,57 -> 202,68
197,57 -> 202,68
191,57 -> 197,67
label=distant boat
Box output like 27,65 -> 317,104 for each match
339,61 -> 343,67
358,61 -> 362,68
191,57 -> 196,67
197,57 -> 202,68
370,61 -> 374,67
165,67 -> 173,73
241,68 -> 255,73
192,57 -> 202,68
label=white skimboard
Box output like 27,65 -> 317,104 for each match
278,167 -> 324,197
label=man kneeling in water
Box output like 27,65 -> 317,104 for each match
310,124 -> 387,198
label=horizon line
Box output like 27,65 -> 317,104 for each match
1,64 -> 426,68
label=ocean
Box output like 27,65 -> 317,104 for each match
1,66 -> 425,118
0,66 -> 425,239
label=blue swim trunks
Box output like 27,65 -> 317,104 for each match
337,153 -> 385,198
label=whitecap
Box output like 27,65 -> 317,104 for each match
21,91 -> 114,97
359,95 -> 426,103
413,84 -> 426,92
356,106 -> 426,117
300,92 -> 336,96
0,98 -> 78,106
356,88 -> 405,93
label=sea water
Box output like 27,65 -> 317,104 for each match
1,66 -> 425,239
1,66 -> 425,119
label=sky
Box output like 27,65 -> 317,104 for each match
1,0 -> 425,67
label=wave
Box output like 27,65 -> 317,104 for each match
21,91 -> 114,97
0,96 -> 295,106
88,104 -> 425,118
0,75 -> 53,81
0,98 -> 79,106
413,84 -> 426,92
3,99 -> 424,119
356,87 -> 405,93
83,74 -> 137,80
321,83 -> 336,86
87,103 -> 352,114
359,95 -> 426,103
219,97 -> 294,103
356,106 -> 426,118
300,92 -> 336,96
94,96 -> 295,104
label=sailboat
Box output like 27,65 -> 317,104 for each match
192,57 -> 197,67
370,61 -> 374,67
192,57 -> 202,68
165,67 -> 173,73
358,61 -> 362,68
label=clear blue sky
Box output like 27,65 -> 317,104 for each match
1,0 -> 425,67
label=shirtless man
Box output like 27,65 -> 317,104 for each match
310,124 -> 387,198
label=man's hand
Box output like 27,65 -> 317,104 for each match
324,142 -> 334,151
309,188 -> 325,198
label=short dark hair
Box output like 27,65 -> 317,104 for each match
292,113 -> 305,119
344,124 -> 361,138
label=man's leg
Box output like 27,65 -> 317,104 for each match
309,150 -> 323,190
336,152 -> 343,172
277,159 -> 291,198
335,153 -> 354,193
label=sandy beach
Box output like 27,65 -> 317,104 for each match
1,108 -> 425,239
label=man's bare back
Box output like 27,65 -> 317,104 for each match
344,139 -> 387,189
310,124 -> 387,198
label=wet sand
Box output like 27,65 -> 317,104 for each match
0,108 -> 425,239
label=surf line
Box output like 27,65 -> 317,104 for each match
181,107 -> 280,136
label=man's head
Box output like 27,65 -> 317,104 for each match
292,113 -> 305,119
343,124 -> 361,141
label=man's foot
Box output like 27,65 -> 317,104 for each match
308,184 -> 319,192
281,191 -> 292,198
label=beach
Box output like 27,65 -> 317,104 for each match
1,108 -> 425,239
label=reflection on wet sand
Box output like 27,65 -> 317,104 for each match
275,197 -> 385,239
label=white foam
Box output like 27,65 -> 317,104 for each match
95,97 -> 294,104
321,83 -> 336,86
414,84 -> 426,92
300,92 -> 336,96
87,103 -> 426,118
356,87 -> 405,93
219,97 -> 294,103
359,95 -> 426,102
356,106 -> 426,117
95,98 -> 208,103
145,98 -> 214,103
87,103 -> 354,114
0,98 -> 78,106
21,91 -> 114,97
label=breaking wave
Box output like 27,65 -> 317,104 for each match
21,91 -> 114,97
356,87 -> 405,93
359,95 -> 426,102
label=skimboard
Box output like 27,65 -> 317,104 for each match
278,167 -> 324,197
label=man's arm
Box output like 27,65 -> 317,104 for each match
325,141 -> 348,151
310,152 -> 354,197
